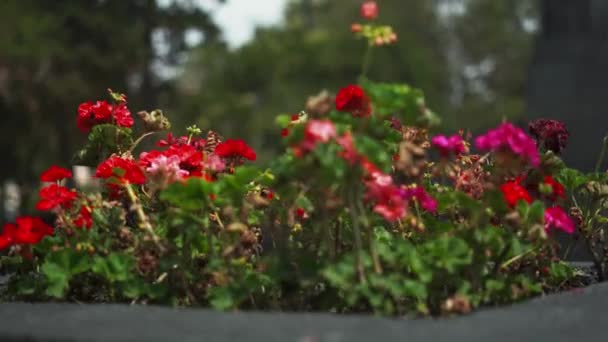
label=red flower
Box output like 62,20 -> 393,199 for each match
95,156 -> 146,185
36,184 -> 77,211
281,128 -> 290,137
40,165 -> 72,182
528,119 -> 569,154
74,205 -> 93,229
77,101 -> 113,133
335,85 -> 371,117
295,208 -> 307,220
361,1 -> 379,20
542,176 -> 565,200
215,139 -> 257,161
0,217 -> 54,250
500,178 -> 533,208
544,206 -> 575,234
113,103 -> 134,128
77,100 -> 134,133
167,145 -> 204,176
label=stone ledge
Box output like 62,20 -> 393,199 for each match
0,281 -> 607,342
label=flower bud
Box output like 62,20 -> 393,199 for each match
361,1 -> 379,20
351,23 -> 363,33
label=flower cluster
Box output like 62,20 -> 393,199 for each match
77,100 -> 134,133
335,85 -> 372,117
499,175 -> 573,235
431,134 -> 466,157
475,123 -> 540,167
528,119 -> 569,154
0,217 -> 53,251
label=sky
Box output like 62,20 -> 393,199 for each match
199,0 -> 288,48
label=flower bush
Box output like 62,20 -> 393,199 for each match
0,1 -> 598,316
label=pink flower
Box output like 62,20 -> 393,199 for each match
431,134 -> 466,157
361,1 -> 379,20
365,171 -> 407,222
475,123 -> 540,167
146,154 -> 190,183
203,154 -> 226,172
401,186 -> 438,213
297,120 -> 337,154
336,131 -> 359,164
544,206 -> 575,234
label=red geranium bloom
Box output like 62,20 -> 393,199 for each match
215,139 -> 257,161
74,205 -> 93,229
542,175 -> 565,200
14,217 -> 53,244
500,178 -> 533,208
0,217 -> 54,250
335,85 -> 371,117
40,165 -> 72,182
0,224 -> 17,250
77,100 -> 134,133
167,145 -> 204,176
36,184 -> 77,211
95,156 -> 146,185
113,103 -> 134,128
365,171 -> 407,222
544,206 -> 575,234
77,101 -> 113,133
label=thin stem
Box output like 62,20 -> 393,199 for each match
358,200 -> 382,274
359,43 -> 373,80
348,189 -> 366,284
124,183 -> 164,251
129,132 -> 156,154
595,135 -> 608,173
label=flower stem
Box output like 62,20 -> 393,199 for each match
594,135 -> 608,173
124,183 -> 163,251
129,132 -> 156,154
357,200 -> 382,274
359,44 -> 373,80
348,189 -> 366,284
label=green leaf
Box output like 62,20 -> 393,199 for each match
41,249 -> 91,298
92,253 -> 134,282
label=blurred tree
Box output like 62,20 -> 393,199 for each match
175,0 -> 450,161
449,0 -> 539,131
0,0 -> 223,185
176,0 -> 540,161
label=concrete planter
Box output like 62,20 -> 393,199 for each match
0,280 -> 606,342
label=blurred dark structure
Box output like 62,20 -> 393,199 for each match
528,0 -> 608,171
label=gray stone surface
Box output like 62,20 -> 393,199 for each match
1,282 -> 607,342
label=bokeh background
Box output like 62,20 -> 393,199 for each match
1,0 -> 605,219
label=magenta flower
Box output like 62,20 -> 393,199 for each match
431,134 -> 466,157
401,186 -> 438,213
475,123 -> 540,167
544,206 -> 575,235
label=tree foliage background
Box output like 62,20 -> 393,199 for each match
0,0 -> 539,200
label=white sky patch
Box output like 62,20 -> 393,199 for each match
197,0 -> 287,48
